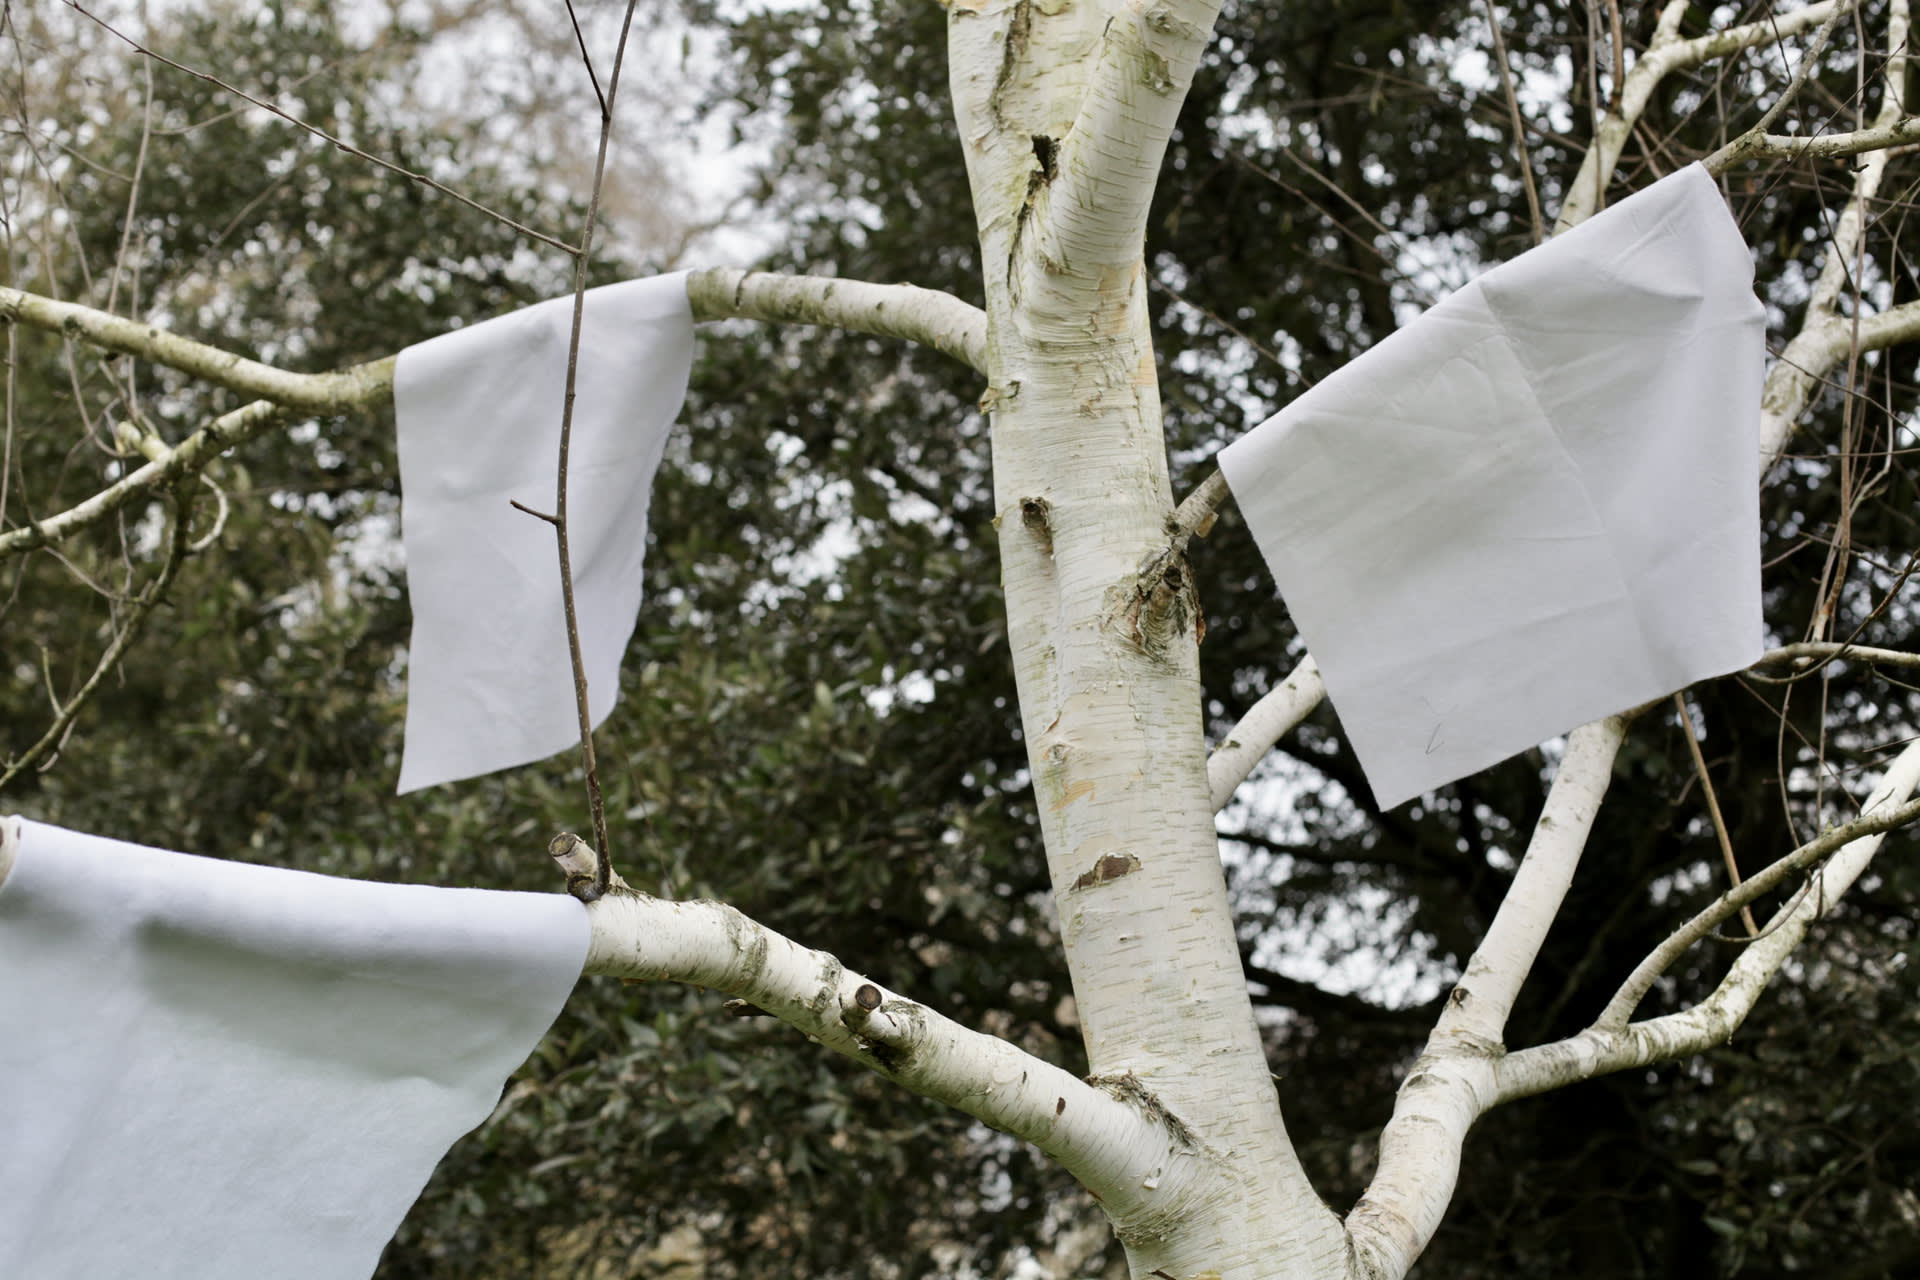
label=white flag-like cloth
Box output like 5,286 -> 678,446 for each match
0,817 -> 586,1280
1220,164 -> 1765,809
395,274 -> 693,793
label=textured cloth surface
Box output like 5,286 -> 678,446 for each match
0,817 -> 587,1279
1221,164 -> 1765,808
395,273 -> 692,792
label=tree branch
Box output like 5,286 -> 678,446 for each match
684,268 -> 990,375
1171,467 -> 1228,538
1436,716 -> 1629,1045
1,486 -> 196,789
1555,0 -> 1843,232
1702,0 -> 1853,174
1754,640 -> 1920,671
1343,718 -> 1628,1278
1498,736 -> 1920,1103
1707,109 -> 1919,173
1207,655 -> 1324,811
1758,0 -> 1910,462
0,285 -> 396,413
0,399 -> 290,560
1035,0 -> 1226,285
1,269 -> 993,564
566,856 -> 1206,1219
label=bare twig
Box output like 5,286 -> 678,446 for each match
543,0 -> 642,904
1675,691 -> 1759,937
561,0 -> 607,120
1605,0 -> 1625,105
1172,468 -> 1229,539
105,42 -> 153,317
1483,0 -> 1544,244
64,0 -> 577,256
0,486 -> 195,789
1704,0 -> 1850,172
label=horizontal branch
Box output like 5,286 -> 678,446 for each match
685,268 -> 990,375
1708,114 -> 1920,172
0,286 -> 395,414
6,270 -> 988,561
1754,641 -> 1920,670
1207,656 -> 1324,811
572,866 -> 1198,1212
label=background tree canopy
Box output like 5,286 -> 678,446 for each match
4,1 -> 1917,1276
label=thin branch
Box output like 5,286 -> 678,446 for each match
561,0 -> 607,121
1483,0 -> 1544,244
0,399 -> 290,560
684,268 -> 990,375
1754,640 -> 1920,671
1708,114 -> 1920,170
64,0 -> 577,256
0,487 -> 194,789
1207,655 -> 1324,811
1703,0 -> 1852,172
545,0 -> 641,904
1596,760 -> 1920,1029
1172,467 -> 1229,539
104,42 -> 153,317
1606,0 -> 1625,105
1500,738 -> 1920,1103
1675,692 -> 1758,936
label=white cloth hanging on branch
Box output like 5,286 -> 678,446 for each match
1220,164 -> 1766,809
0,817 -> 587,1280
394,273 -> 693,793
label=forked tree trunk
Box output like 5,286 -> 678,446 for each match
949,2 -> 1351,1272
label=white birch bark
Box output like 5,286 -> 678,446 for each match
945,2 -> 1349,1271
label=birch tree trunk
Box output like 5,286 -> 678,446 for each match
945,1 -> 1350,1272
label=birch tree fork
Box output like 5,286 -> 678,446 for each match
8,0 -> 1920,1276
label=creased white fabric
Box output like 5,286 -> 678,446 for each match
1220,164 -> 1765,809
395,273 -> 693,793
0,817 -> 587,1280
